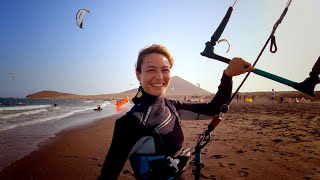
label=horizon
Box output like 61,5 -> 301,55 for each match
3,74 -> 319,99
1,74 -> 320,98
1,1 -> 319,97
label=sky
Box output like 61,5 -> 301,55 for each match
1,0 -> 319,98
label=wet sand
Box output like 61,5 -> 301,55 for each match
0,101 -> 319,179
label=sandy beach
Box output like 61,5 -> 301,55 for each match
0,100 -> 319,180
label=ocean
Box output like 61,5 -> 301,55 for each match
0,98 -> 130,171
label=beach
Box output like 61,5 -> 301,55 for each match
0,100 -> 319,179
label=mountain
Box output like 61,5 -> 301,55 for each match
26,91 -> 76,99
26,76 -> 212,100
167,76 -> 211,95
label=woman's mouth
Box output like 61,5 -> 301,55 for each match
152,83 -> 164,87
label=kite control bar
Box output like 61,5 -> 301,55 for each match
201,44 -> 319,97
200,4 -> 319,97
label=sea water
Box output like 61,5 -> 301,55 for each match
0,98 -> 129,170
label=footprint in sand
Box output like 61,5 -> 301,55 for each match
238,170 -> 249,177
91,157 -> 98,160
253,148 -> 265,152
218,162 -> 224,167
236,150 -> 245,154
272,138 -> 283,143
211,154 -> 227,159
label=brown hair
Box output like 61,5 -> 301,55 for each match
136,44 -> 174,73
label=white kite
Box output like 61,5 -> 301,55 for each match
76,9 -> 90,29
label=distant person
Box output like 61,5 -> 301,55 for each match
280,96 -> 284,103
53,102 -> 57,107
272,89 -> 276,103
98,44 -> 254,179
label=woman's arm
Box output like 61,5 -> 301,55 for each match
173,57 -> 254,120
98,115 -> 138,179
173,72 -> 232,120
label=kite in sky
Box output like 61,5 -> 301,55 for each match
76,9 -> 90,29
8,72 -> 15,80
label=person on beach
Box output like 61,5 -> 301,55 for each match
98,44 -> 254,180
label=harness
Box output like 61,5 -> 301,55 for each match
128,136 -> 175,180
128,99 -> 189,180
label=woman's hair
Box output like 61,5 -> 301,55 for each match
136,44 -> 174,73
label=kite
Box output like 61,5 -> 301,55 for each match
76,9 -> 90,29
8,72 -> 15,80
114,97 -> 129,109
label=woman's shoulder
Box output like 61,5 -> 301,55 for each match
128,104 -> 147,113
115,110 -> 140,126
165,98 -> 182,108
116,104 -> 146,123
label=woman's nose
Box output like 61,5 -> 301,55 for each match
155,70 -> 164,79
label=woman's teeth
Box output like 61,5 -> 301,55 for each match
152,83 -> 163,87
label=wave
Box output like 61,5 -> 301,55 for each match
0,107 -> 96,132
100,101 -> 111,107
0,109 -> 48,119
0,105 -> 51,111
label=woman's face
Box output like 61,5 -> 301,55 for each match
136,53 -> 171,97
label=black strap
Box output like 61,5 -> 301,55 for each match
270,35 -> 278,53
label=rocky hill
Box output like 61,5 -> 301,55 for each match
26,91 -> 76,99
26,76 -> 320,101
26,76 -> 213,100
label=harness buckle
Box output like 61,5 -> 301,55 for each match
167,156 -> 180,172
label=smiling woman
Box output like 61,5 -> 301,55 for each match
135,44 -> 174,97
98,44 -> 253,179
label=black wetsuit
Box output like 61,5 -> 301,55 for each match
99,73 -> 232,179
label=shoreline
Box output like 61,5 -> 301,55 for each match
0,102 -> 319,179
0,113 -> 132,179
0,99 -> 133,171
0,102 -> 125,171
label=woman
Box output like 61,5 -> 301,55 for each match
99,44 -> 253,179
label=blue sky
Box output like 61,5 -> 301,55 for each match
1,0 -> 319,97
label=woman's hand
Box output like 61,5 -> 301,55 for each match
224,57 -> 255,77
